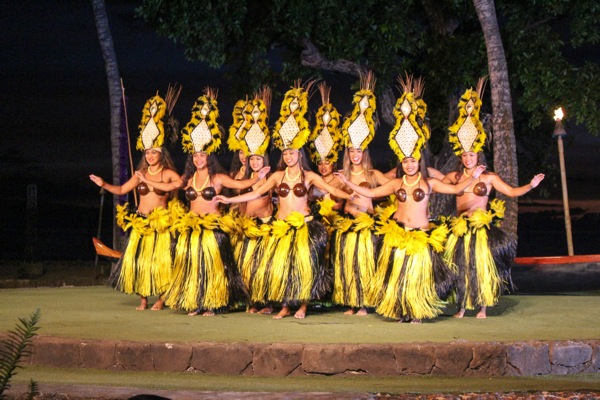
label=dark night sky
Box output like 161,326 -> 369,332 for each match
1,1 -> 599,259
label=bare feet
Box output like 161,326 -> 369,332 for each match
476,306 -> 487,319
202,310 -> 215,317
258,306 -> 273,315
356,307 -> 368,316
410,318 -> 422,324
273,306 -> 291,319
247,306 -> 258,314
343,308 -> 355,315
294,304 -> 307,319
453,308 -> 466,318
151,298 -> 164,311
187,309 -> 200,316
136,297 -> 148,311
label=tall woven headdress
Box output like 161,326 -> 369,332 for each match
388,74 -> 429,161
238,86 -> 271,157
228,97 -> 251,152
308,82 -> 342,164
341,71 -> 376,150
136,84 -> 182,151
272,79 -> 316,150
448,77 -> 488,155
181,87 -> 222,154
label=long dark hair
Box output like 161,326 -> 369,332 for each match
276,148 -> 311,171
243,154 -> 270,179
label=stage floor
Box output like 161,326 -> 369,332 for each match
1,286 -> 600,398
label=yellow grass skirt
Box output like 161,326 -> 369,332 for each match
443,199 -> 516,310
163,211 -> 247,312
109,200 -> 182,297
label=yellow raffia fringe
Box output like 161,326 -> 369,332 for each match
165,212 -> 229,311
474,227 -> 500,307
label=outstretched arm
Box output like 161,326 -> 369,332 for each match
89,174 -> 138,195
491,173 -> 545,197
216,166 -> 271,190
308,172 -> 353,200
334,172 -> 396,198
135,170 -> 183,192
214,173 -> 276,204
430,165 -> 487,194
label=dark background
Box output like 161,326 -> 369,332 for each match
1,1 -> 599,261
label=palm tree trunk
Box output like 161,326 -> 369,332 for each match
91,0 -> 126,250
473,0 -> 519,236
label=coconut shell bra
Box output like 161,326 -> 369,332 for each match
276,172 -> 307,198
458,172 -> 488,197
137,171 -> 167,196
185,173 -> 217,201
396,174 -> 429,203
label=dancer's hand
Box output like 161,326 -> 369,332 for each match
333,171 -> 348,184
257,166 -> 271,179
134,171 -> 148,182
530,173 -> 545,188
89,174 -> 105,187
213,195 -> 230,204
471,165 -> 487,179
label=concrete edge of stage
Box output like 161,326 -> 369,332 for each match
8,333 -> 600,378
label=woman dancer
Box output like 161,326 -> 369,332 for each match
335,77 -> 486,323
330,73 -> 388,316
215,81 -> 354,319
139,88 -> 269,316
442,79 -> 544,319
89,89 -> 182,311
307,82 -> 345,212
231,89 -> 275,314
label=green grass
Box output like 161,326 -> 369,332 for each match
0,287 -> 599,344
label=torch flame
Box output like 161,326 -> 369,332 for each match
554,107 -> 564,121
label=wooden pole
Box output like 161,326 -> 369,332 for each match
556,134 -> 574,256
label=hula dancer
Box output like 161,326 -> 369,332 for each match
89,86 -> 182,311
335,75 -> 486,323
442,78 -> 544,319
215,80 -> 354,319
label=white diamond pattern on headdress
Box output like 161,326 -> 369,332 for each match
190,120 -> 212,153
457,105 -> 478,153
279,115 -> 300,148
141,101 -> 160,150
314,126 -> 334,161
347,113 -> 369,148
395,119 -> 419,158
245,123 -> 266,155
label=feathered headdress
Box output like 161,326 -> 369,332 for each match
136,84 -> 182,151
238,86 -> 271,157
448,77 -> 488,155
341,71 -> 377,150
308,82 -> 342,164
228,97 -> 250,152
181,87 -> 222,154
272,79 -> 316,150
388,74 -> 429,161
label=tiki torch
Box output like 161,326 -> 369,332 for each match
553,107 -> 574,256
